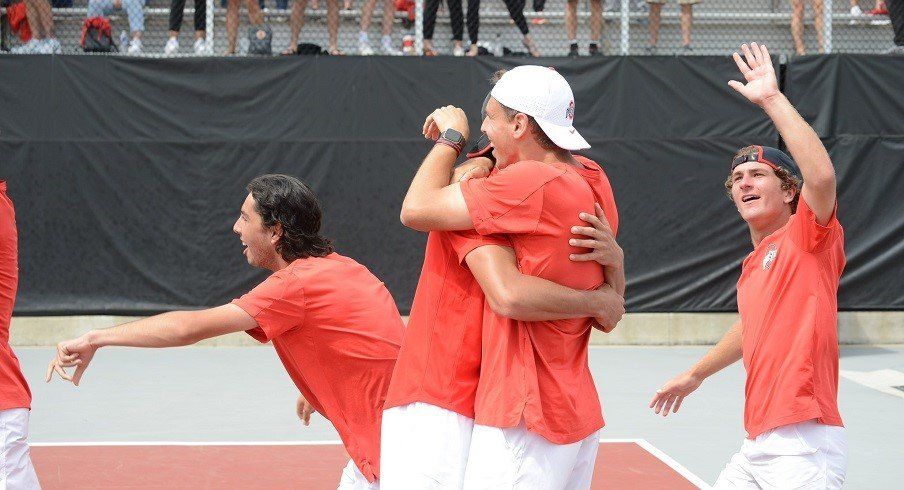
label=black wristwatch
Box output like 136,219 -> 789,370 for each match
436,128 -> 467,156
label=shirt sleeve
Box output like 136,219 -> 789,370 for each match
231,270 -> 306,343
459,162 -> 560,236
446,230 -> 512,266
787,194 -> 842,254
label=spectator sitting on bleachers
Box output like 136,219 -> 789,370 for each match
647,0 -> 698,53
225,0 -> 266,54
791,0 -> 824,55
566,0 -> 604,56
11,0 -> 61,53
164,0 -> 207,54
357,0 -> 400,54
87,0 -> 145,54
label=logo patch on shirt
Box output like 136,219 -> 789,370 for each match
762,244 -> 778,270
566,100 -> 575,120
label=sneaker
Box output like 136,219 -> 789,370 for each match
194,38 -> 207,55
568,43 -> 579,57
886,45 -> 904,55
645,45 -> 657,55
128,38 -> 143,55
869,6 -> 888,15
10,39 -> 41,54
682,44 -> 693,54
359,40 -> 375,55
452,45 -> 465,56
45,38 -> 62,54
164,36 -> 179,55
381,37 -> 402,56
589,42 -> 602,56
849,5 -> 863,24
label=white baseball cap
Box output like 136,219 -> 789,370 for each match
489,65 -> 590,151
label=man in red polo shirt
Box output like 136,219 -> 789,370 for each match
650,43 -> 847,488
390,66 -> 625,488
1,180 -> 41,489
47,174 -> 404,489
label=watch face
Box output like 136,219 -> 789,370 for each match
443,129 -> 464,144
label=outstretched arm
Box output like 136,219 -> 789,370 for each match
729,42 -> 836,224
46,304 -> 257,385
649,319 -> 742,416
465,245 -> 625,328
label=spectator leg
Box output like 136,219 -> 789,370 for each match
327,0 -> 339,52
466,0 -> 479,45
360,0 -> 377,33
590,0 -> 603,45
448,0 -> 464,41
193,0 -> 206,38
125,0 -> 145,38
566,0 -> 578,42
890,0 -> 904,46
288,0 -> 308,47
791,0 -> 806,55
680,3 -> 692,47
648,2 -> 662,47
226,0 -> 239,52
169,0 -> 188,35
502,0 -> 530,36
246,0 -> 264,25
811,0 -> 825,53
25,0 -> 53,39
381,0 -> 394,36
423,0 -> 440,44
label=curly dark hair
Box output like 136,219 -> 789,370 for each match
725,146 -> 802,213
247,174 -> 333,262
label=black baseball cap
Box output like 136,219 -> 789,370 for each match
730,145 -> 803,181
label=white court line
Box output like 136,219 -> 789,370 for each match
632,439 -> 711,489
34,438 -> 710,488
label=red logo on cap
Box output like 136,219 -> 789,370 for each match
566,100 -> 575,120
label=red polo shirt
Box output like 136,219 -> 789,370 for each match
232,253 -> 404,482
384,230 -> 509,419
0,181 -> 31,411
737,196 -> 845,438
460,156 -> 619,444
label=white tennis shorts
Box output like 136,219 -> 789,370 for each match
714,419 -> 847,489
462,421 -> 600,489
0,408 -> 40,490
380,402 -> 475,489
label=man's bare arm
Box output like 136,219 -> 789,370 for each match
465,245 -> 625,327
729,42 -> 836,224
399,106 -> 475,232
46,305 -> 258,385
650,319 -> 742,416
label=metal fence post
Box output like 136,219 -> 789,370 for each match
620,0 -> 630,55
415,0 -> 424,55
207,0 -> 215,54
823,0 -> 832,53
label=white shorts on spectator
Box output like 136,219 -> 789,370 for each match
0,408 -> 40,490
462,422 -> 600,489
338,459 -> 380,490
714,419 -> 847,489
380,402 -> 473,489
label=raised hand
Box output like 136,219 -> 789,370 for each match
423,105 -> 470,143
728,43 -> 781,107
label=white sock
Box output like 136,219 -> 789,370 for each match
359,31 -> 368,43
381,35 -> 392,46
